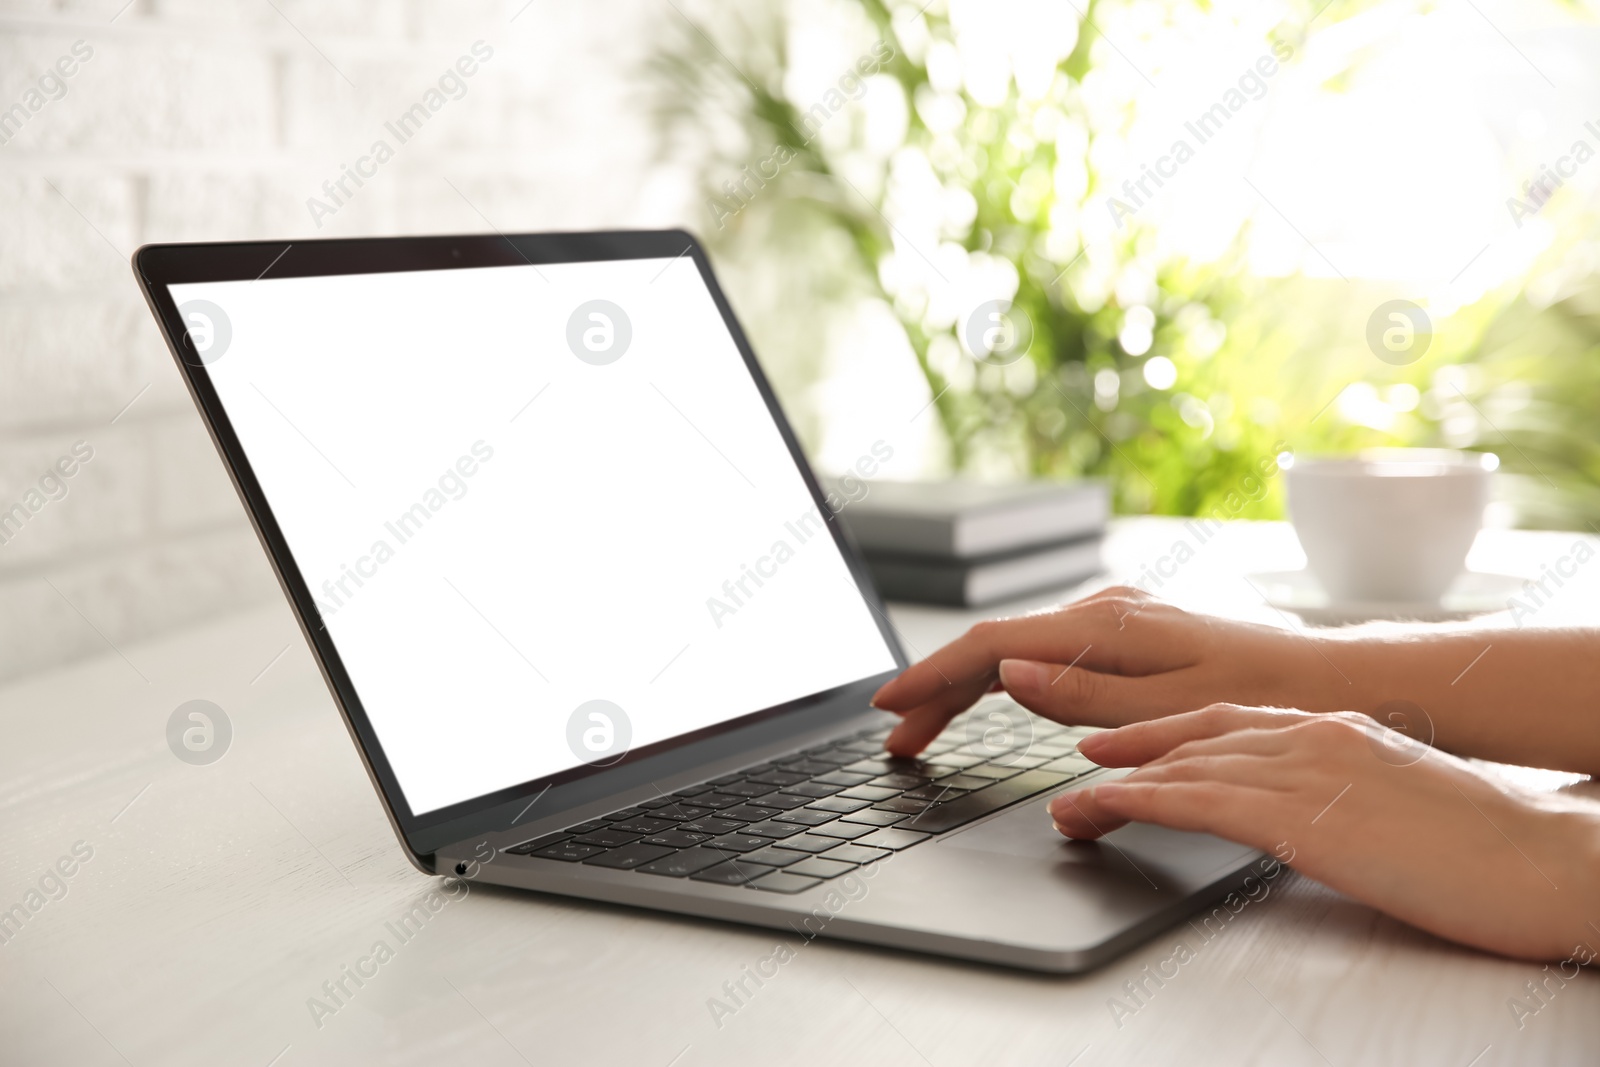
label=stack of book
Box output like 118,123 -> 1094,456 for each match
838,479 -> 1109,607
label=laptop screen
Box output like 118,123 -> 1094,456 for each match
168,255 -> 897,816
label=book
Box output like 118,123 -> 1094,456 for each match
863,536 -> 1104,607
838,479 -> 1109,559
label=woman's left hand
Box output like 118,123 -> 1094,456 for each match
1049,704 -> 1600,961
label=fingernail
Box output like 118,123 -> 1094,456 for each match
1090,782 -> 1128,804
1076,731 -> 1108,754
998,658 -> 1047,695
1048,788 -> 1088,817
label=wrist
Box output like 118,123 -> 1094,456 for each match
1252,627 -> 1378,712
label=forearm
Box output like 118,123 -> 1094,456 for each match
1299,629 -> 1600,775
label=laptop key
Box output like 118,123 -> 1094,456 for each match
900,770 -> 1072,833
671,786 -> 712,798
841,758 -> 898,776
807,821 -> 874,840
852,828 -> 931,850
676,817 -> 744,836
638,847 -> 734,877
839,785 -> 900,802
807,796 -> 870,814
584,842 -> 674,869
952,741 -> 1010,758
780,782 -> 843,798
819,844 -> 892,865
746,770 -> 809,787
812,771 -> 874,787
1040,755 -> 1099,776
742,846 -> 809,867
641,829 -> 715,848
573,829 -> 642,848
718,804 -> 781,823
718,780 -> 779,798
533,841 -> 606,862
560,820 -> 610,835
962,764 -> 1024,781
785,857 -> 857,880
638,796 -> 675,809
709,834 -> 769,853
743,820 -> 806,839
707,774 -> 744,786
749,872 -> 823,894
691,793 -> 746,810
506,832 -> 570,854
608,817 -> 675,835
839,809 -> 906,827
874,798 -> 931,815
652,804 -> 716,821
925,753 -> 983,770
869,773 -> 933,790
772,808 -> 835,827
930,774 -> 994,791
902,784 -> 971,802
785,759 -> 844,776
603,806 -> 648,821
751,792 -> 808,810
777,834 -> 842,853
692,861 -> 776,885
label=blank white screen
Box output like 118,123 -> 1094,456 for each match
170,257 -> 896,814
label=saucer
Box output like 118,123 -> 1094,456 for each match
1245,569 -> 1526,625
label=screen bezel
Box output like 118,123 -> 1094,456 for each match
132,230 -> 908,865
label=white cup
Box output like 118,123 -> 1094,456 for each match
1285,448 -> 1496,604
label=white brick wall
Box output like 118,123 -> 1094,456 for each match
0,0 -> 691,681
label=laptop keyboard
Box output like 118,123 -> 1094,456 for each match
503,710 -> 1103,895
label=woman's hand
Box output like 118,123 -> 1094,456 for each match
1050,704 -> 1600,961
873,587 -> 1352,757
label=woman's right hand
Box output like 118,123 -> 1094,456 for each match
873,587 -> 1353,757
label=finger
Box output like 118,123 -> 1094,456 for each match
1048,784 -> 1132,840
870,595 -> 1183,713
1115,752 -> 1296,791
1071,780 -> 1286,846
883,669 -> 1030,757
1048,753 -> 1286,832
1076,704 -> 1315,766
884,685 -> 992,757
998,658 -> 1208,729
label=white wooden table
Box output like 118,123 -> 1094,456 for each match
2,519 -> 1596,1066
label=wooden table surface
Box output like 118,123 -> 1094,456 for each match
2,518 -> 1596,1066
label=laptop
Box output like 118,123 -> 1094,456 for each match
132,230 -> 1263,973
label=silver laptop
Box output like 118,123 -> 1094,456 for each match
133,229 -> 1263,973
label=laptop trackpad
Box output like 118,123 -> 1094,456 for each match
939,795 -> 1079,858
940,795 -> 1255,888
830,794 -> 1262,965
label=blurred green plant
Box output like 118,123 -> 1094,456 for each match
649,0 -> 1599,529
1456,275 -> 1600,531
